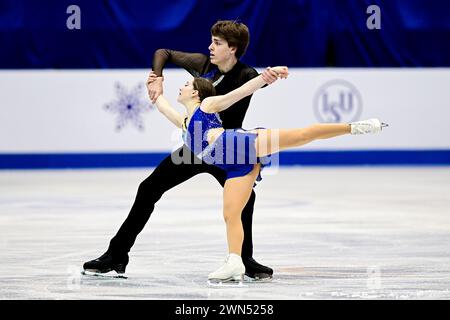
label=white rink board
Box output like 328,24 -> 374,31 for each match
1,68 -> 449,153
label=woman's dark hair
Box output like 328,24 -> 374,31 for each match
193,78 -> 216,101
211,20 -> 250,59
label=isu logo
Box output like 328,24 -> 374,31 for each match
313,79 -> 362,123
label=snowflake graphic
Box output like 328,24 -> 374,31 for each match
104,82 -> 153,131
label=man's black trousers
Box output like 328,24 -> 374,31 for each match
108,145 -> 256,258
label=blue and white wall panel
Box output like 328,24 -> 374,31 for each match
1,69 -> 449,168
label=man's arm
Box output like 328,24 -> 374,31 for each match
152,49 -> 209,77
148,49 -> 209,103
202,67 -> 288,113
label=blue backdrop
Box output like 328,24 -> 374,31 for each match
1,0 -> 450,68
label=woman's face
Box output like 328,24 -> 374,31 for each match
177,80 -> 196,103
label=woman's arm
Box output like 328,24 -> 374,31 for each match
201,66 -> 288,113
154,95 -> 185,128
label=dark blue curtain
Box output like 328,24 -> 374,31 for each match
1,0 -> 449,68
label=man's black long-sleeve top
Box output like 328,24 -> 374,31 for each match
153,49 -> 259,129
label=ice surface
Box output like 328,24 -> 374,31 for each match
1,167 -> 449,299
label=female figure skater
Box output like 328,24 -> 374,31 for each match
154,66 -> 388,282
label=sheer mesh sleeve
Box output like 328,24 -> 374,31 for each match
152,49 -> 210,77
241,67 -> 269,88
239,67 -> 259,83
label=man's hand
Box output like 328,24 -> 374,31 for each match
146,71 -> 164,104
269,66 -> 289,80
261,67 -> 279,84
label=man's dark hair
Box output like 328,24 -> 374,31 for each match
211,20 -> 250,59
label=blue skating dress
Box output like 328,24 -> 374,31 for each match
183,105 -> 272,181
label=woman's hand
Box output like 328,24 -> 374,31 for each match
146,71 -> 164,103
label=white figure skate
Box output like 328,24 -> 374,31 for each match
350,118 -> 389,135
207,253 -> 247,288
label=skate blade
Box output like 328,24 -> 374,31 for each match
81,270 -> 128,279
243,274 -> 273,283
207,279 -> 247,288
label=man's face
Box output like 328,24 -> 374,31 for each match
208,36 -> 236,65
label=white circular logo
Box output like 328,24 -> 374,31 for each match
313,79 -> 363,123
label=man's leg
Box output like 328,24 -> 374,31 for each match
109,147 -> 206,253
240,190 -> 273,279
204,164 -> 273,280
83,146 -> 205,274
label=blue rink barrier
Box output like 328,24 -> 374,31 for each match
0,150 -> 449,169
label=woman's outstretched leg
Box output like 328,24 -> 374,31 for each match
255,123 -> 350,157
208,164 -> 261,282
255,119 -> 386,157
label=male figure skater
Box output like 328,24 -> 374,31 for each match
83,20 -> 278,280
